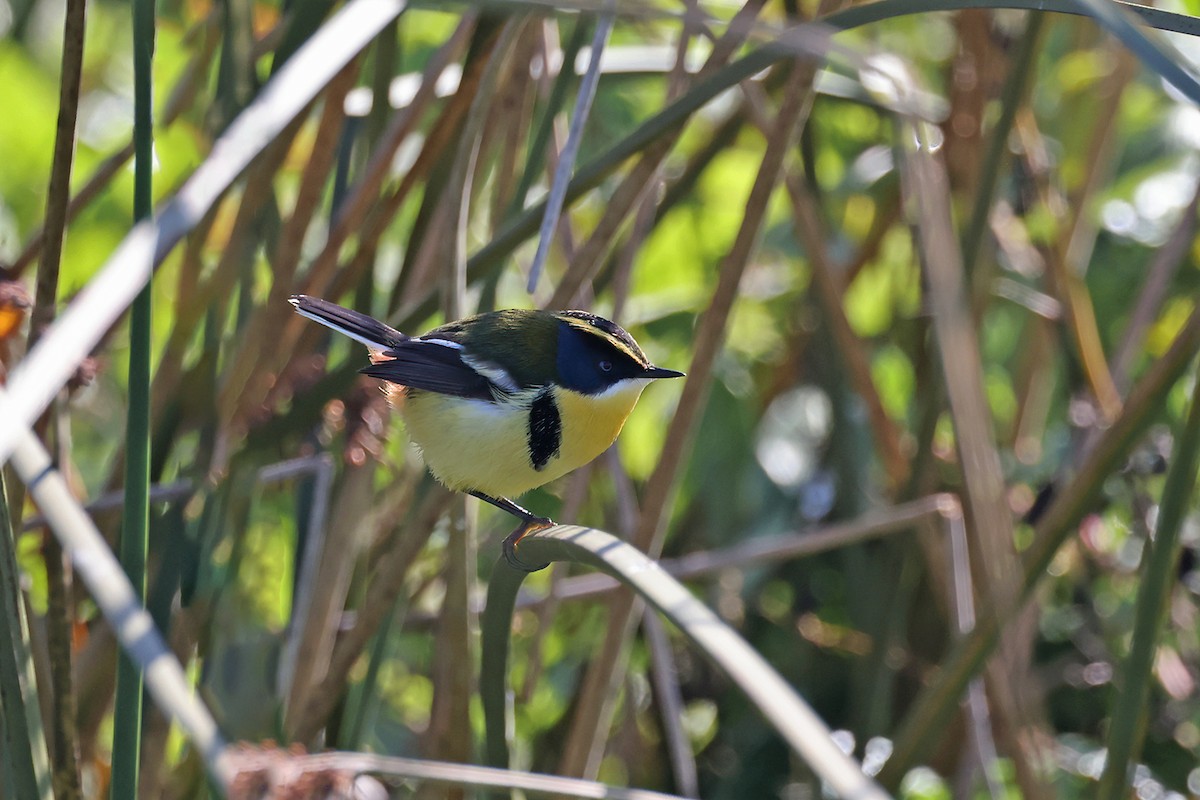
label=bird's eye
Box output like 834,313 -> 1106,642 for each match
599,360 -> 613,373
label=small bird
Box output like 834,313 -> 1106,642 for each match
289,295 -> 684,568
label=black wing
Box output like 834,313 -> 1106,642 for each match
360,339 -> 497,401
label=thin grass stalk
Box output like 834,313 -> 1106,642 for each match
282,462 -> 377,726
212,112 -> 321,427
960,11 -> 1043,285
606,407 -> 698,796
782,165 -> 907,488
386,21 -> 509,313
641,612 -> 698,798
543,0 -> 766,309
546,0 -> 764,306
902,108 -> 1019,624
1110,186 -> 1200,392
365,20 -> 398,147
1009,311 -> 1056,456
603,7 -> 698,309
422,499 -> 474,796
146,206 -> 219,425
944,509 -> 1004,796
503,19 -> 590,223
0,471 -> 53,800
899,106 -> 1050,795
1097,359 -> 1200,797
337,586 -> 403,750
217,60 -> 360,430
1011,112 -> 1121,444
293,15 -> 475,303
484,35 -> 534,237
274,63 -> 358,281
111,0 -> 156,792
542,137 -> 673,309
484,526 -> 890,800
694,0 -> 770,79
1051,256 -> 1124,420
447,20 -> 521,316
134,509 -> 193,797
160,13 -> 222,127
878,304 -> 1200,787
526,5 -> 613,292
25,0 -> 89,792
219,0 -> 257,122
1037,44 -> 1135,423
292,485 -> 453,741
1069,0 -> 1200,102
1058,46 -> 1132,277
466,43 -> 786,278
276,453 -> 334,721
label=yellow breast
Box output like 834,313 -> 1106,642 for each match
398,380 -> 648,499
553,381 -> 646,470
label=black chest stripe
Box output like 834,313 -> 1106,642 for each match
528,390 -> 562,471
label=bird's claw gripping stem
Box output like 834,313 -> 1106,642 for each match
502,516 -> 554,572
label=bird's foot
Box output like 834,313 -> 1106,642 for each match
502,515 -> 554,572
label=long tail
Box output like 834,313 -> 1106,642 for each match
288,295 -> 408,350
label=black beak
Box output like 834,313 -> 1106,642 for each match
643,366 -> 685,379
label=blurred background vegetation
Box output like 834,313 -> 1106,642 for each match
3,0 -> 1200,797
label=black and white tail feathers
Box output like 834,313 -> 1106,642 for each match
289,294 -> 498,400
288,295 -> 407,351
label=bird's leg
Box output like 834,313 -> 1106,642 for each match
468,491 -> 554,572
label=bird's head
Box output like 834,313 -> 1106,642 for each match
551,311 -> 684,396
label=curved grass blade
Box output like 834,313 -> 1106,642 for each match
819,0 -> 1200,37
824,0 -> 1200,108
482,525 -> 890,800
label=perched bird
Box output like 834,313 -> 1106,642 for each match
289,295 -> 684,567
